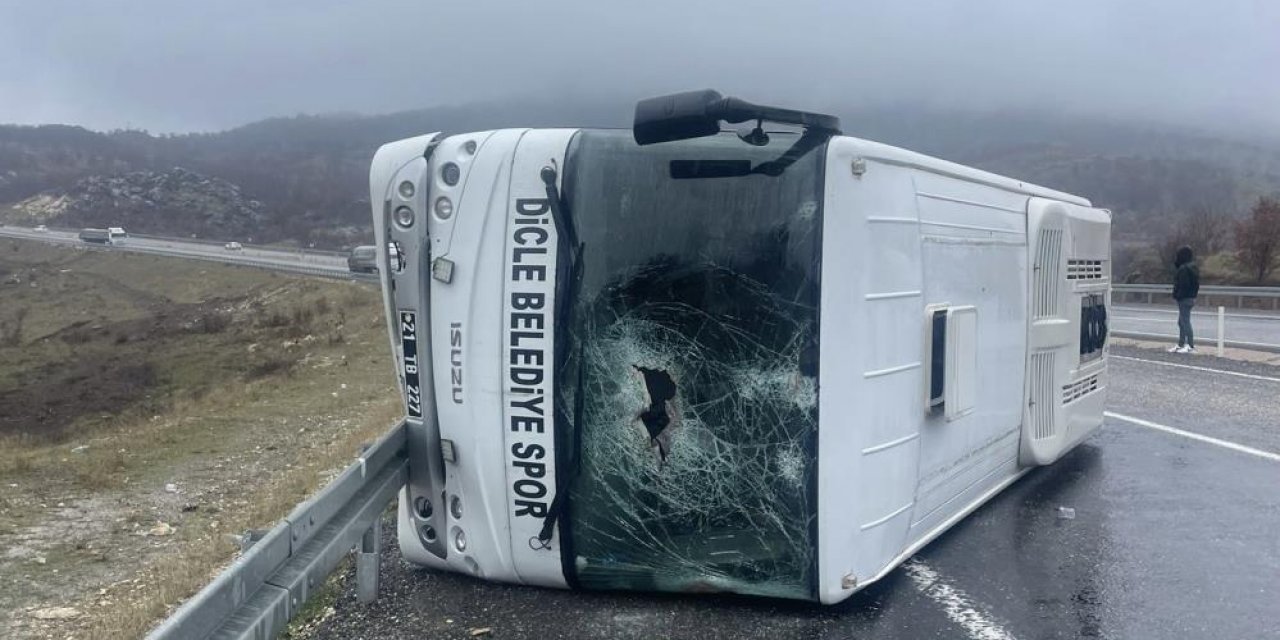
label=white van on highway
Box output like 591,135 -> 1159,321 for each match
369,91 -> 1111,604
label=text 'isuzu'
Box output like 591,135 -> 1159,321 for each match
368,90 -> 1111,603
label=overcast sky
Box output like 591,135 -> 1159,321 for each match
1,0 -> 1276,134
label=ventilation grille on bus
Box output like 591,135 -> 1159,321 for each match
1033,229 -> 1063,318
1062,373 -> 1102,404
1066,259 -> 1105,280
1030,351 -> 1056,440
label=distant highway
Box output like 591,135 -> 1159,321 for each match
0,226 -> 358,279
1112,304 -> 1280,350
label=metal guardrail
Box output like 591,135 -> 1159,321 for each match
1113,284 -> 1280,309
67,231 -> 350,257
129,233 -> 351,261
146,423 -> 408,640
129,245 -> 358,281
1111,285 -> 1280,353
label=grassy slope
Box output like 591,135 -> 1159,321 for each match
0,240 -> 403,639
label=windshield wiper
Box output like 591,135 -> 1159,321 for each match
536,164 -> 585,549
669,129 -> 828,180
541,165 -> 580,255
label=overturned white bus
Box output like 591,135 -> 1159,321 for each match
368,91 -> 1110,604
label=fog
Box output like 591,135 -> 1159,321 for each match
1,0 -> 1276,134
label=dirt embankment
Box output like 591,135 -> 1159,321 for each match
0,240 -> 403,639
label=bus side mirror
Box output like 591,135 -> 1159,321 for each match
634,90 -> 841,146
633,90 -> 727,146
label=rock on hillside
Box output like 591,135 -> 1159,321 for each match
8,167 -> 267,240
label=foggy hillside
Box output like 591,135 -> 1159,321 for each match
3,100 -> 1280,248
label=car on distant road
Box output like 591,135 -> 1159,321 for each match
347,245 -> 379,273
224,241 -> 244,251
33,224 -> 48,232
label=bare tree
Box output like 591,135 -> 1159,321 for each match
1185,205 -> 1229,254
1234,196 -> 1280,284
1155,208 -> 1198,281
1155,205 -> 1227,273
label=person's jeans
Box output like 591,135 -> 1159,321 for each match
1177,298 -> 1196,348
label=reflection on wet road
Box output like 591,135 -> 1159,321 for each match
308,345 -> 1280,640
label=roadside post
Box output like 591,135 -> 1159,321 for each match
356,517 -> 381,603
1217,306 -> 1225,357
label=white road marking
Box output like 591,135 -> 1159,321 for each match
904,560 -> 1019,640
1104,411 -> 1280,462
1111,355 -> 1280,383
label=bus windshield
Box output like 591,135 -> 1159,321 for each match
558,129 -> 825,599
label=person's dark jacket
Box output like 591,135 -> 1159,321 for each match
1173,246 -> 1200,300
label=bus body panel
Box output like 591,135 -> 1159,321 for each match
817,138 -> 1106,604
370,131 -> 439,400
374,133 -> 452,565
1020,199 -> 1111,465
382,129 -> 575,588
906,171 -> 1030,539
817,140 -> 927,602
492,129 -> 574,587
414,129 -> 524,583
372,127 -> 1110,605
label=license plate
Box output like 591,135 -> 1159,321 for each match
400,311 -> 423,417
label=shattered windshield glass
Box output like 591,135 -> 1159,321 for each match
559,130 -> 824,599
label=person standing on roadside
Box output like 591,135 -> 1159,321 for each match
1170,245 -> 1200,353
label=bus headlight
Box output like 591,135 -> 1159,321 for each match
414,496 -> 432,519
454,529 -> 467,552
434,197 -> 454,220
398,180 -> 416,199
441,162 -> 461,186
394,205 -> 415,228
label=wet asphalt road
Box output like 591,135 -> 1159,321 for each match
309,344 -> 1280,640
